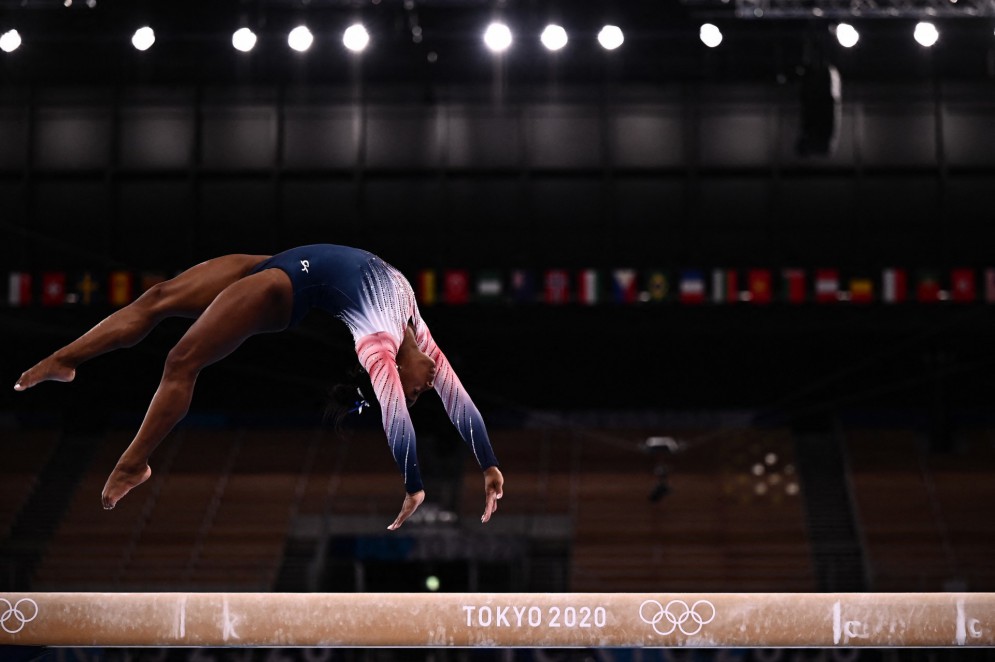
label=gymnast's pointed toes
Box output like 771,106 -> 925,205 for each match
14,372 -> 32,391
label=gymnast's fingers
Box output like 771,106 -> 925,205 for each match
481,490 -> 499,523
481,466 -> 504,523
388,490 -> 425,531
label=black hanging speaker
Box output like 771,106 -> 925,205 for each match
796,63 -> 841,156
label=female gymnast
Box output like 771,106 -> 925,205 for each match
14,244 -> 504,530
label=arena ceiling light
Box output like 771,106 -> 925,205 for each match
483,22 -> 512,52
699,23 -> 722,47
343,23 -> 370,52
288,25 -> 314,52
131,26 -> 155,51
914,21 -> 939,46
540,24 -> 568,51
232,27 -> 257,52
835,23 -> 859,47
0,28 -> 21,53
597,25 -> 624,50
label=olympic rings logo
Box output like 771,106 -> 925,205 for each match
639,599 -> 716,636
1,597 -> 38,634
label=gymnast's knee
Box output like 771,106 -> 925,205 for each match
162,343 -> 201,383
132,281 -> 174,318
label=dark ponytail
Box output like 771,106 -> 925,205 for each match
325,364 -> 377,430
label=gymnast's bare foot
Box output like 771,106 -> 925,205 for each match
14,356 -> 76,391
101,463 -> 152,510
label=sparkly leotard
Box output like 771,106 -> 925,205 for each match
250,244 -> 498,493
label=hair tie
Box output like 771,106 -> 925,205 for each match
349,387 -> 370,415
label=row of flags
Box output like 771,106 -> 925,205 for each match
420,267 -> 987,305
6,271 -> 164,308
5,267 -> 994,309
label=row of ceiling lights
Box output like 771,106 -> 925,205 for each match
0,20 -> 973,55
0,22 -> 630,54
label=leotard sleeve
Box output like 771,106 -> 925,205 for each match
413,320 -> 499,471
355,332 -> 423,493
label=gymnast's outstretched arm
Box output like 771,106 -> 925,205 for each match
355,331 -> 426,530
412,321 -> 504,523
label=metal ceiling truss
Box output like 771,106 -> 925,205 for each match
682,0 -> 995,19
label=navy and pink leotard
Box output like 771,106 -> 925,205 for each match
250,244 -> 499,494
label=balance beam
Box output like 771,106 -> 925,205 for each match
2,593 -> 993,647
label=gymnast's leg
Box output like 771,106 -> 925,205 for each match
101,268 -> 293,509
14,254 -> 270,391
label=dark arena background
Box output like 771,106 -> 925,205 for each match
2,0 -> 995,660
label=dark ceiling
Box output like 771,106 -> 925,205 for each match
1,0 -> 994,88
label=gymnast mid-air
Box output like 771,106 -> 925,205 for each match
14,244 -> 503,530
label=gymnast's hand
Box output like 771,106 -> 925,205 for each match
388,490 -> 425,531
481,466 -> 504,524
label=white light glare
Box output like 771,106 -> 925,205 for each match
598,25 -> 624,50
484,22 -> 512,52
343,23 -> 370,52
914,21 -> 939,47
232,27 -> 257,52
835,23 -> 859,47
699,23 -> 722,48
540,24 -> 568,51
132,26 -> 155,51
288,25 -> 314,52
0,29 -> 21,53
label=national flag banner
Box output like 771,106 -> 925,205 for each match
8,272 -> 33,307
849,277 -> 874,304
442,269 -> 470,305
509,269 -> 536,304
544,269 -> 570,305
782,268 -> 806,304
475,270 -> 504,303
711,269 -> 739,304
611,269 -> 639,304
416,269 -> 436,306
140,272 -> 167,294
108,271 -> 134,307
679,270 -> 706,305
643,270 -> 669,303
41,272 -> 67,307
577,269 -> 601,306
916,270 -> 942,303
67,271 -> 101,306
882,268 -> 908,304
814,268 -> 839,304
746,269 -> 772,304
950,268 -> 976,303
985,269 -> 995,304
